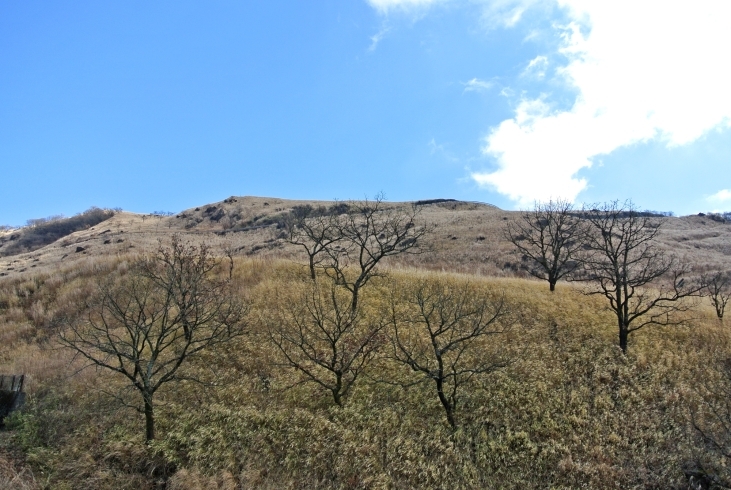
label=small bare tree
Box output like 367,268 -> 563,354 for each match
505,199 -> 585,291
388,279 -> 510,429
268,279 -> 386,406
323,194 -> 429,313
285,204 -> 344,281
271,196 -> 428,405
222,243 -> 237,280
702,271 -> 731,321
60,236 -> 246,442
582,201 -> 701,353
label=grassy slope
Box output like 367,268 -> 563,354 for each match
0,197 -> 730,488
0,252 -> 728,489
2,196 -> 730,280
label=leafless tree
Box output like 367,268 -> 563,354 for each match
60,236 -> 246,442
323,194 -> 430,313
285,204 -> 344,281
581,201 -> 702,353
222,243 -> 237,280
702,271 -> 731,321
287,195 -> 429,312
505,199 -> 586,291
388,279 -> 510,429
268,279 -> 387,406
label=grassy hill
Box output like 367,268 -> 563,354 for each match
2,196 -> 730,279
0,196 -> 730,488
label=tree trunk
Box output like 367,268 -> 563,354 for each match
144,393 -> 155,442
619,325 -> 628,354
309,256 -> 316,281
332,371 -> 343,406
549,280 -> 556,292
435,378 -> 456,429
351,286 -> 360,314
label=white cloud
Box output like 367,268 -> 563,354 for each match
472,0 -> 731,207
366,0 -> 539,25
463,78 -> 494,93
368,25 -> 391,51
366,0 -> 444,14
472,0 -> 542,28
707,189 -> 731,204
521,55 -> 548,79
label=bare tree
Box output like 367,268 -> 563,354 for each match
582,201 -> 701,353
285,204 -> 344,281
287,195 -> 429,311
222,243 -> 237,280
388,279 -> 510,429
323,194 -> 430,313
505,199 -> 586,291
60,236 -> 246,442
268,279 -> 386,406
702,271 -> 731,321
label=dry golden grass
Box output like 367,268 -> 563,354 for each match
3,196 -> 728,285
1,198 -> 731,488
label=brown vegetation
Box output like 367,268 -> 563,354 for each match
0,196 -> 730,488
0,207 -> 115,258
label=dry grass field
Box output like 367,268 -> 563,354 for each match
0,196 -> 730,489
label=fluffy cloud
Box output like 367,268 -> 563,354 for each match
707,189 -> 731,205
473,0 -> 731,206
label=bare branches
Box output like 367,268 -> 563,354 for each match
277,192 -> 503,420
272,195 -> 430,406
506,199 -> 586,291
702,271 -> 731,321
287,194 -> 430,313
323,194 -> 430,312
388,279 -> 510,428
268,280 -> 387,406
581,200 -> 702,353
59,236 -> 247,441
285,204 -> 344,281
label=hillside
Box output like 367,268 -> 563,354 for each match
2,196 -> 730,280
0,196 -> 730,489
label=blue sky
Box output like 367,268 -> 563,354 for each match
2,1 -> 730,226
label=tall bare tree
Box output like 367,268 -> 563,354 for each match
702,271 -> 731,321
60,236 -> 246,442
582,201 -> 701,353
271,196 -> 428,405
388,279 -> 510,429
505,199 -> 585,291
268,279 -> 387,406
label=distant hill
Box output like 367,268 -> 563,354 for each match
1,196 -> 730,278
0,207 -> 114,258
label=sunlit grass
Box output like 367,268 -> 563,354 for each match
0,254 -> 728,488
